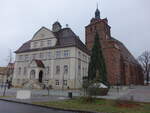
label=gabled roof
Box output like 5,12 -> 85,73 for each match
32,27 -> 55,41
15,27 -> 90,55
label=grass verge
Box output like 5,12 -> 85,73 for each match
33,98 -> 150,113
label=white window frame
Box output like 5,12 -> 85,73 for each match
64,50 -> 70,57
55,80 -> 59,86
56,51 -> 61,58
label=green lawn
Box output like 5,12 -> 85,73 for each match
0,96 -> 13,98
33,98 -> 150,113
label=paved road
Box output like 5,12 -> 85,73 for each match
0,100 -> 77,113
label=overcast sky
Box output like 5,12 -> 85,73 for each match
0,0 -> 150,66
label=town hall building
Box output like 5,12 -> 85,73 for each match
12,22 -> 90,89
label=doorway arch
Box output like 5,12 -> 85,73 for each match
39,71 -> 43,83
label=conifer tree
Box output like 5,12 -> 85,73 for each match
88,32 -> 108,85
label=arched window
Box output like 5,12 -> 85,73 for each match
18,67 -> 21,75
30,70 -> 36,80
64,65 -> 68,74
24,67 -> 27,75
56,65 -> 60,74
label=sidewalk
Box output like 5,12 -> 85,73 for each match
1,85 -> 150,103
0,95 -> 69,104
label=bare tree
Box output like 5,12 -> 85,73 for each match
138,51 -> 150,85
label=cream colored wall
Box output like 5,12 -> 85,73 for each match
13,46 -> 90,89
31,27 -> 57,49
32,27 -> 55,41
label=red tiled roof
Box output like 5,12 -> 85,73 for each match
34,60 -> 45,68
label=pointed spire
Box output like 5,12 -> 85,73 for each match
95,2 -> 100,19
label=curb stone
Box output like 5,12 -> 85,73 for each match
0,98 -> 104,113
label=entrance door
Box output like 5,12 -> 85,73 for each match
39,71 -> 43,83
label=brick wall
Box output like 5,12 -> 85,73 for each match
85,18 -> 144,85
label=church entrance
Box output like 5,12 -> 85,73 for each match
39,71 -> 43,83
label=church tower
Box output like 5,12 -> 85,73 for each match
85,6 -> 111,50
85,6 -> 144,86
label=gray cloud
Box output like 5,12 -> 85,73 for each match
0,0 -> 150,66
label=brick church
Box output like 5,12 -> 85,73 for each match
85,7 -> 144,85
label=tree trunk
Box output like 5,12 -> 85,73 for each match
146,73 -> 149,85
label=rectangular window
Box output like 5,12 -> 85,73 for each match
82,67 -> 84,77
19,55 -> 23,61
56,65 -> 60,74
78,60 -> 81,69
39,53 -> 43,59
63,80 -> 67,86
34,42 -> 38,48
46,66 -> 50,75
40,41 -> 44,47
47,40 -> 51,46
47,52 -> 51,59
55,80 -> 59,86
78,60 -> 81,76
78,51 -> 81,59
64,50 -> 70,57
18,67 -> 21,75
24,67 -> 27,75
32,54 -> 36,59
56,51 -> 61,58
85,56 -> 87,62
64,65 -> 68,74
25,55 -> 29,61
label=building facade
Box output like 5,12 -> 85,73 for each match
12,7 -> 144,89
85,8 -> 144,85
12,22 -> 90,89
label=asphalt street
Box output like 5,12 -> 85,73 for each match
0,100 -> 77,113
